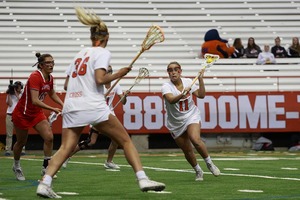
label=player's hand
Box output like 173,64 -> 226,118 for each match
124,90 -> 130,97
199,69 -> 205,79
52,108 -> 62,114
182,87 -> 191,96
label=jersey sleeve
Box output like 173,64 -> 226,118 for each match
65,64 -> 73,76
115,84 -> 123,95
162,82 -> 172,96
94,49 -> 111,71
28,72 -> 41,91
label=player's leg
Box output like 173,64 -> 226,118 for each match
187,123 -> 220,176
12,126 -> 28,181
34,119 -> 54,174
174,131 -> 204,181
94,114 -> 165,191
94,114 -> 142,172
63,128 -> 99,168
104,140 -> 119,169
37,127 -> 84,198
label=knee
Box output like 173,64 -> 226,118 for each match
43,134 -> 54,144
17,140 -> 27,147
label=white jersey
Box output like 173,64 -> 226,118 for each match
63,47 -> 111,113
162,77 -> 201,138
104,82 -> 122,110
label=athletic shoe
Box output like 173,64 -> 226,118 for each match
206,162 -> 220,176
195,170 -> 204,181
62,158 -> 70,169
5,151 -> 11,156
12,166 -> 25,181
36,182 -> 61,198
104,161 -> 120,169
138,178 -> 165,192
21,151 -> 26,156
41,167 -> 57,179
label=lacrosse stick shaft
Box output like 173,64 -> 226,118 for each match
182,64 -> 208,96
105,51 -> 143,96
112,83 -> 136,110
112,94 -> 126,110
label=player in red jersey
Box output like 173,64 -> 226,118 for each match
11,53 -> 64,181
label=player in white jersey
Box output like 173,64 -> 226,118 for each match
62,66 -> 129,169
162,61 -> 220,181
37,7 -> 165,198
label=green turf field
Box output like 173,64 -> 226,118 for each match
0,151 -> 299,200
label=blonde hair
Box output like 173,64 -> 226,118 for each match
75,7 -> 109,43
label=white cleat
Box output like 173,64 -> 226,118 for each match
207,163 -> 220,176
138,178 -> 165,192
104,161 -> 120,169
195,170 -> 204,181
12,166 -> 25,181
62,158 -> 70,169
36,182 -> 61,198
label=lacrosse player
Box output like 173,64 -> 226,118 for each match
162,61 -> 220,181
12,53 -> 63,181
37,7 -> 165,198
62,65 -> 128,170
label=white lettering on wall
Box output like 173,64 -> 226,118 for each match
218,96 -> 238,129
123,94 -> 288,130
197,96 -> 217,129
268,95 -> 285,128
239,95 -> 268,129
123,96 -> 143,130
144,96 -> 163,129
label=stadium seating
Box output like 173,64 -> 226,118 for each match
0,0 -> 299,92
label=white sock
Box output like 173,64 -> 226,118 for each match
193,164 -> 202,172
14,160 -> 20,168
204,156 -> 212,164
136,170 -> 148,180
42,175 -> 53,187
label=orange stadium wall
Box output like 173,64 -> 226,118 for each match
0,91 -> 299,135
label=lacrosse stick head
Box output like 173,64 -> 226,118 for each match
135,67 -> 149,84
141,25 -> 165,51
204,53 -> 219,68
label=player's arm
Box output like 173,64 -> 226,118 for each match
193,69 -> 206,99
95,67 -> 131,85
118,90 -> 130,105
48,89 -> 64,108
31,89 -> 61,113
164,93 -> 185,104
64,75 -> 69,91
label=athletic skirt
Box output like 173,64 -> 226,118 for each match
62,105 -> 112,128
12,109 -> 47,130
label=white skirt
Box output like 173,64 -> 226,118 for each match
62,106 -> 112,128
168,113 -> 201,139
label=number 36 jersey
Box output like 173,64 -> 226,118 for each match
63,47 -> 111,113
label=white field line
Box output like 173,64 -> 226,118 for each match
166,157 -> 300,161
19,157 -> 300,182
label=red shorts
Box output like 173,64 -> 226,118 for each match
12,109 -> 47,130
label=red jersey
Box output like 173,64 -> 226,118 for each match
14,70 -> 53,118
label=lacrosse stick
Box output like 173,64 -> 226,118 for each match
105,25 -> 164,96
112,67 -> 149,110
182,53 -> 219,95
48,111 -> 61,127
